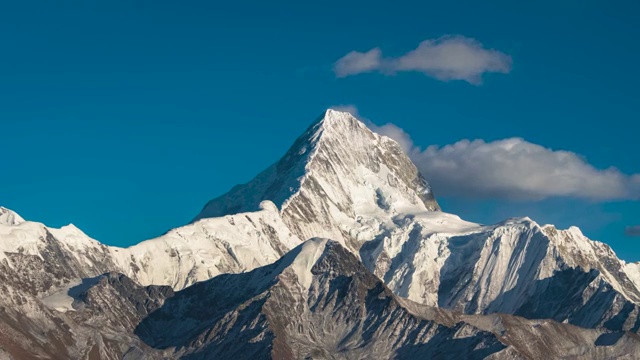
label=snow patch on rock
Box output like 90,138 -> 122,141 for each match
278,238 -> 329,289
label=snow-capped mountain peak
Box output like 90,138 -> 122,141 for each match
0,206 -> 25,226
274,237 -> 329,289
4,110 -> 640,359
196,109 -> 440,247
309,108 -> 378,143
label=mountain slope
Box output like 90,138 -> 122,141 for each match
3,239 -> 637,359
0,207 -> 24,226
0,219 -> 118,298
3,109 -> 640,359
360,215 -> 640,331
196,109 -> 440,249
135,239 -> 640,359
4,110 -> 640,330
0,271 -> 172,360
189,109 -> 640,332
113,201 -> 301,289
0,201 -> 300,293
135,239 -> 505,359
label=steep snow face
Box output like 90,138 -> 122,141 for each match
0,216 -> 118,297
0,219 -> 49,262
136,240 -> 640,360
196,109 -> 440,248
1,237 -> 638,360
361,215 -> 640,331
0,203 -> 301,293
541,225 -> 640,301
624,262 -> 640,292
360,211 -> 485,306
135,239 -> 506,359
113,201 -> 301,289
0,207 -> 24,225
273,237 -> 329,289
4,107 -> 640,349
187,110 -> 640,331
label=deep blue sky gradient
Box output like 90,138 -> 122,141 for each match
1,1 -> 638,259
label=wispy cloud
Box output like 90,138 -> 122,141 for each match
626,226 -> 640,237
333,49 -> 383,78
334,36 -> 512,84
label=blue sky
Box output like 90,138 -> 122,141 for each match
1,1 -> 638,260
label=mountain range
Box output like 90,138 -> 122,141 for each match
1,109 -> 640,359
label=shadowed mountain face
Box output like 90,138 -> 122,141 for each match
135,239 -> 506,359
2,110 -> 640,359
359,216 -> 640,332
1,238 -> 638,359
131,239 -> 638,359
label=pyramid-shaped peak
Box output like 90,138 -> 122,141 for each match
298,108 -> 377,149
321,108 -> 363,127
195,110 -> 440,245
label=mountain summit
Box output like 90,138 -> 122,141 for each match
2,109 -> 640,359
0,207 -> 24,226
196,109 -> 440,245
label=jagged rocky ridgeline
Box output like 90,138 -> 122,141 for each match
1,110 -> 640,359
2,238 -> 639,359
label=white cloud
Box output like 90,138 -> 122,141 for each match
333,35 -> 512,84
369,122 -> 414,153
333,49 -> 382,78
331,104 -> 415,152
371,122 -> 640,201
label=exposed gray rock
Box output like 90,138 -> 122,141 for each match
2,109 -> 640,359
136,240 -> 640,359
195,109 -> 440,247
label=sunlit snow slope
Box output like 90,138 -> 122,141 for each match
2,109 -> 640,337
